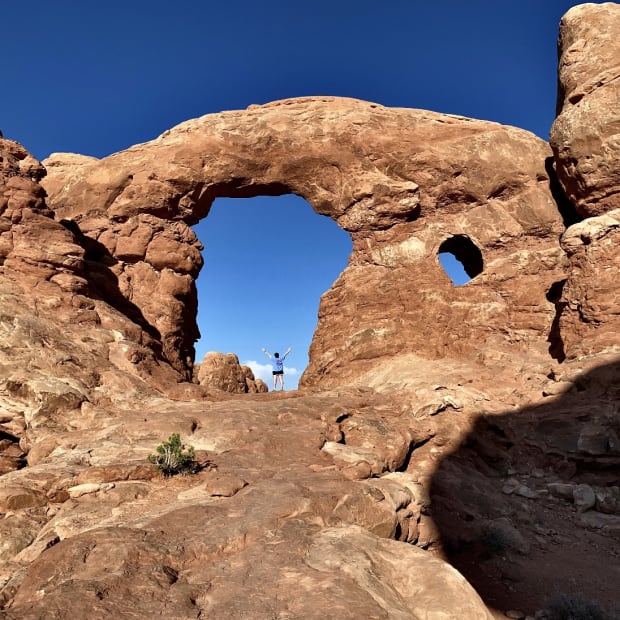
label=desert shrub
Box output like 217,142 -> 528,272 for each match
496,463 -> 512,478
546,593 -> 613,620
479,524 -> 512,558
148,433 -> 197,476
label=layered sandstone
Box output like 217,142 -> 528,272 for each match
550,2 -> 620,218
550,3 -> 620,365
42,98 -> 568,390
1,3 -> 620,619
0,116 -> 501,620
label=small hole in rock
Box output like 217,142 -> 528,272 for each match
438,235 -> 483,285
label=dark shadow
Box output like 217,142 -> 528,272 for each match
397,204 -> 421,224
59,219 -> 163,349
545,156 -> 582,228
0,428 -> 26,474
427,359 -> 620,615
546,279 -> 567,363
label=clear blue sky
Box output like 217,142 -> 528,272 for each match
1,0 -> 585,388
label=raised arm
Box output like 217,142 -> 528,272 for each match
282,347 -> 292,359
261,348 -> 272,359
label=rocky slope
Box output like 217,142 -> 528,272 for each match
1,3 -> 619,619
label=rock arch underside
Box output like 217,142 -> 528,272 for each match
1,4 -> 619,618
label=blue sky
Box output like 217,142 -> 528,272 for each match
1,0 -> 584,388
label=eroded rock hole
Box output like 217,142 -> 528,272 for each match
546,279 -> 567,363
438,235 -> 483,285
192,195 -> 351,389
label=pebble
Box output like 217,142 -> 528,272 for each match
502,478 -> 521,494
515,484 -> 538,499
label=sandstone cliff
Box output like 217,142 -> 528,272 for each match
1,3 -> 619,619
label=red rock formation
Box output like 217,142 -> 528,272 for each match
0,137 -> 204,406
558,211 -> 620,361
0,138 -> 85,291
550,2 -> 620,217
43,98 -> 567,390
1,4 -> 619,619
195,351 -> 267,393
550,3 -> 620,364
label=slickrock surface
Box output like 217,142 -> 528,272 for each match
2,3 -> 620,619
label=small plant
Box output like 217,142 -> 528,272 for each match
496,463 -> 511,479
546,593 -> 613,620
479,524 -> 512,558
148,433 -> 197,476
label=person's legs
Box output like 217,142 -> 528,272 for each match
279,374 -> 284,391
272,373 -> 277,390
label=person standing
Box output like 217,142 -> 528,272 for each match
262,347 -> 291,391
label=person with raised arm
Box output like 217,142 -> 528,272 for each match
261,347 -> 292,391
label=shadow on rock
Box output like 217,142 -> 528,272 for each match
428,359 -> 620,616
59,219 -> 162,346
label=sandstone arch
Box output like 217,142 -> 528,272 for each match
3,6 -> 620,616
42,96 -> 567,389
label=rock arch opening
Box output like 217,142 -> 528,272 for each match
438,235 -> 483,285
191,195 -> 352,389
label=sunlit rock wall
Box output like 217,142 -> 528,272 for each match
42,98 -> 568,389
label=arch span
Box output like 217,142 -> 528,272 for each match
42,97 -> 567,389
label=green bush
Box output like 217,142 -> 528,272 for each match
546,593 -> 614,620
148,433 -> 197,476
479,524 -> 512,558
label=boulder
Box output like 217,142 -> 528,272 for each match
195,351 -> 264,393
550,2 -> 620,217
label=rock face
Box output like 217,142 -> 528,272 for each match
1,3 -> 620,619
558,210 -> 620,361
42,97 -> 568,390
550,3 -> 620,365
195,352 -> 267,393
550,2 -> 620,218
